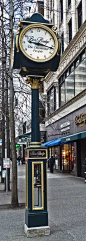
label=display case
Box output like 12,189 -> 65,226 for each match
32,162 -> 44,210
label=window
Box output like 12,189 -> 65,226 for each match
60,0 -> 63,21
75,58 -> 86,95
78,1 -> 82,29
59,49 -> 86,107
38,1 -> 44,16
60,82 -> 65,106
65,72 -> 75,102
47,87 -> 56,115
68,0 -> 71,7
68,18 -> 72,42
61,33 -> 64,54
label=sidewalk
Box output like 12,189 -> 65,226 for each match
0,165 -> 86,241
0,163 -> 25,207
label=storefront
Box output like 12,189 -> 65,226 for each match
61,144 -> 74,171
44,105 -> 86,177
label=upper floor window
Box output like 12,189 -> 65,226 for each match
60,0 -> 63,21
59,49 -> 86,107
61,33 -> 64,54
38,1 -> 44,16
68,0 -> 71,7
78,1 -> 82,29
47,87 -> 56,116
68,18 -> 72,42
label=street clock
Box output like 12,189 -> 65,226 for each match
12,13 -> 61,76
19,23 -> 59,63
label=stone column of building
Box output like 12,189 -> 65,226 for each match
82,0 -> 86,23
63,0 -> 67,50
54,0 -> 58,26
44,0 -> 49,20
71,0 -> 77,38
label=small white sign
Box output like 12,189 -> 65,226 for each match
2,170 -> 6,178
61,126 -> 70,132
3,158 -> 10,168
60,121 -> 70,129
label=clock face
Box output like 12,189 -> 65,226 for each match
19,24 -> 58,62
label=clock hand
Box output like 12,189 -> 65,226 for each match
28,40 -> 54,49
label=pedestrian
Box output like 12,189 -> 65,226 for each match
17,155 -> 21,165
50,155 -> 54,173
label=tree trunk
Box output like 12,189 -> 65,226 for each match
9,0 -> 18,206
1,4 -> 5,183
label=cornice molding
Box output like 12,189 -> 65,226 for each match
45,89 -> 86,123
57,21 -> 86,79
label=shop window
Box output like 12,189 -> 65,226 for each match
60,0 -> 63,21
78,1 -> 82,29
68,0 -> 71,7
65,71 -> 75,102
68,18 -> 72,42
61,144 -> 73,171
75,58 -> 86,96
47,87 -> 56,116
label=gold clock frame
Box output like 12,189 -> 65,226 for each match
19,23 -> 59,63
32,161 -> 44,210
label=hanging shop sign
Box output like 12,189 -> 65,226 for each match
75,113 -> 86,126
16,144 -> 20,149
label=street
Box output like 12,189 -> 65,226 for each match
0,165 -> 86,240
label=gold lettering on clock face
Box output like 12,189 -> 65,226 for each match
20,25 -> 57,62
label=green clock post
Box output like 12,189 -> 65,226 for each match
24,76 -> 49,237
11,13 -> 60,237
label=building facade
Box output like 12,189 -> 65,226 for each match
43,0 -> 86,177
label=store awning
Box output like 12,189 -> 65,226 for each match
61,131 -> 86,143
42,139 -> 56,147
42,138 -> 61,147
43,131 -> 86,147
49,138 -> 61,147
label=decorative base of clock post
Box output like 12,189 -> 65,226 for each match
25,210 -> 48,228
24,224 -> 50,238
24,142 -> 50,235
